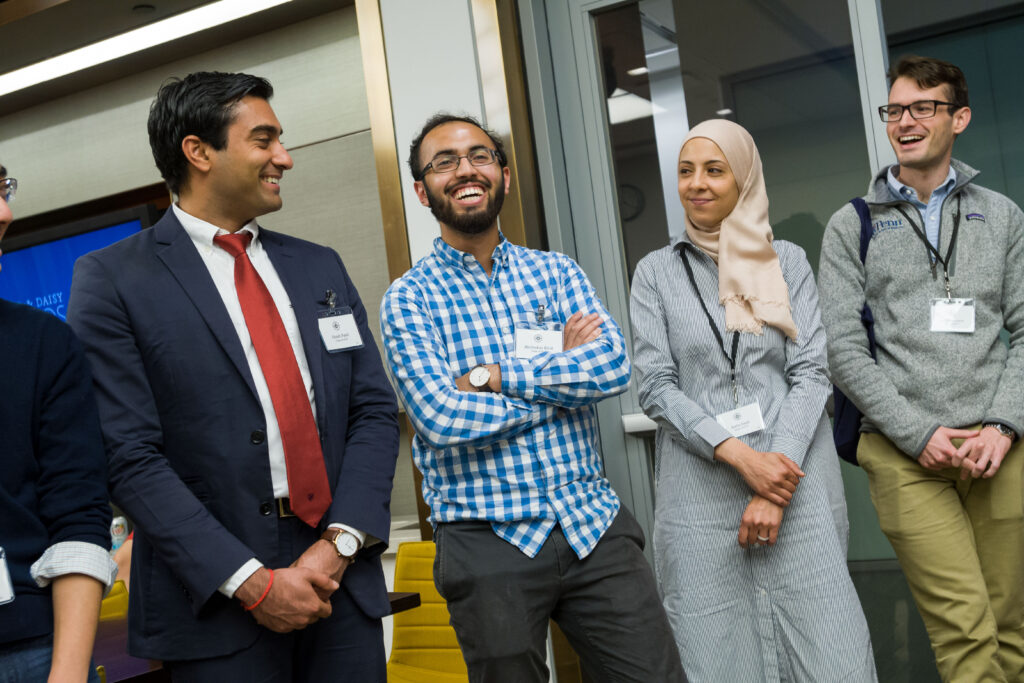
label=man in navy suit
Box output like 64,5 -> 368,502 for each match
67,72 -> 399,681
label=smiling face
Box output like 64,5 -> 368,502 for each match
886,76 -> 969,175
677,137 -> 739,231
414,121 -> 510,235
194,96 -> 293,230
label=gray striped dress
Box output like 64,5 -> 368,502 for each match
629,237 -> 876,682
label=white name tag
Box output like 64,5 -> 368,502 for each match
930,298 -> 975,333
318,310 -> 363,352
0,547 -> 14,605
514,327 -> 563,359
716,401 -> 765,438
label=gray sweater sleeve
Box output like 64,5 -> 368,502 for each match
630,254 -> 732,461
984,202 -> 1024,435
767,245 -> 831,467
818,204 -> 940,457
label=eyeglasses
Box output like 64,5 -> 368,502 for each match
0,177 -> 16,203
878,100 -> 960,122
422,148 -> 500,176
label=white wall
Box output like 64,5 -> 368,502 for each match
379,0 -> 488,265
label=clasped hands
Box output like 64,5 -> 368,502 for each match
919,425 -> 1012,478
455,311 -> 604,392
714,437 -> 804,549
234,538 -> 350,633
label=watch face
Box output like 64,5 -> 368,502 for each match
335,533 -> 359,557
470,366 -> 490,388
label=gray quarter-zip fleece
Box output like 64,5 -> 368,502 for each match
818,159 -> 1024,458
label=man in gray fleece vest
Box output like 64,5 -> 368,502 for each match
819,56 -> 1024,682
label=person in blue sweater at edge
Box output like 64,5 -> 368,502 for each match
0,163 -> 118,682
380,114 -> 685,683
66,72 -> 399,682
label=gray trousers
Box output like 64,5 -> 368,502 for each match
434,507 -> 685,682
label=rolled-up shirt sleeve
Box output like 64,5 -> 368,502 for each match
31,541 -> 119,596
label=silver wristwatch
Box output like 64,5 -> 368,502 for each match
983,422 -> 1016,443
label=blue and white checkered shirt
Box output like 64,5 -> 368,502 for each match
381,235 -> 628,558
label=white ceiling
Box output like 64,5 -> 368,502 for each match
0,0 -> 349,114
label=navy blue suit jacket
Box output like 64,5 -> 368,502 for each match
67,210 -> 399,661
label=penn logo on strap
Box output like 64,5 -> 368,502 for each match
966,212 -> 986,221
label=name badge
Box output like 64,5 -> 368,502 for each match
930,298 -> 975,334
318,307 -> 364,352
514,326 -> 563,359
716,401 -> 765,438
0,547 -> 14,605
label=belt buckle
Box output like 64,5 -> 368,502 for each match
276,498 -> 296,518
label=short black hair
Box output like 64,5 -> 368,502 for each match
0,165 -> 6,178
888,55 -> 969,109
407,113 -> 507,181
148,71 -> 273,194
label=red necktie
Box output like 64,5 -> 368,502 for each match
214,231 -> 331,527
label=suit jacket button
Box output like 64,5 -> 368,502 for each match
250,430 -> 266,445
259,501 -> 272,516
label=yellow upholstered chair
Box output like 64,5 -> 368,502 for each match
387,541 -> 469,683
99,579 -> 129,621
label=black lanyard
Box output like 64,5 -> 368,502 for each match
894,193 -> 961,299
678,245 -> 741,405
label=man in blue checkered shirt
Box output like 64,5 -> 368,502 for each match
381,114 -> 683,682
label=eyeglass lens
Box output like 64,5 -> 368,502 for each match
880,101 -> 944,121
0,178 -> 16,203
429,149 -> 497,174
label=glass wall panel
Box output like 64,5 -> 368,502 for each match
883,2 -> 1024,207
595,0 -> 871,281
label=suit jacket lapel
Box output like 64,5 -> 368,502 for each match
153,213 -> 259,399
261,229 -> 328,428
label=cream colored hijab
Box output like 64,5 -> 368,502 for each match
681,119 -> 798,341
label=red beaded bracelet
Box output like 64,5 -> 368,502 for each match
242,568 -> 274,611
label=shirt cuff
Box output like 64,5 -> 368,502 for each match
218,558 -> 263,598
500,357 -> 536,401
769,435 -> 809,467
693,416 -> 733,460
328,523 -> 369,548
31,541 -> 119,595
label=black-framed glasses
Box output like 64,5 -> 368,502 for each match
422,148 -> 500,175
0,178 -> 16,203
878,100 -> 960,122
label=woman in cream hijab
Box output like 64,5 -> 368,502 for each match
629,120 -> 876,682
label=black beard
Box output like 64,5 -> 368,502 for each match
424,179 -> 506,235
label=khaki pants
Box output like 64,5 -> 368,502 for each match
858,431 -> 1024,683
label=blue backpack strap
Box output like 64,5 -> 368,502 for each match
850,197 -> 872,264
832,197 -> 878,466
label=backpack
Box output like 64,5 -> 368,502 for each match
831,197 -> 877,466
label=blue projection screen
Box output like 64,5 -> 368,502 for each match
0,219 -> 141,321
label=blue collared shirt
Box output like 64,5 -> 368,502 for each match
380,234 -> 629,558
887,165 -> 957,251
